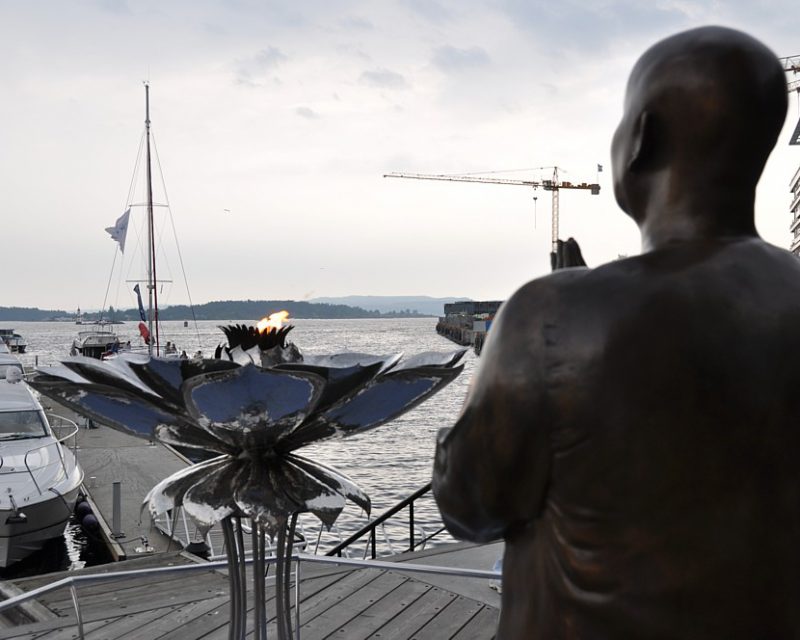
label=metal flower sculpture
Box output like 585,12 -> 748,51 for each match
30,322 -> 465,640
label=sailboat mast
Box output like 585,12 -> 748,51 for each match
144,83 -> 160,355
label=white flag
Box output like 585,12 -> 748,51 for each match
105,209 -> 130,253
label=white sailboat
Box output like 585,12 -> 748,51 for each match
76,83 -> 196,359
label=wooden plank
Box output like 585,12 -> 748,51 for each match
411,595 -> 483,640
26,619 -> 107,640
43,574 -> 226,619
330,576 -> 432,640
83,605 -> 181,640
148,595 -> 234,640
12,551 -> 194,593
298,571 -> 409,640
364,586 -> 457,640
450,605 -> 498,640
113,595 -> 230,640
198,567 -> 368,640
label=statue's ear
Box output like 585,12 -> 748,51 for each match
628,110 -> 654,172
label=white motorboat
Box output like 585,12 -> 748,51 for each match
71,324 -> 123,359
0,329 -> 27,354
0,367 -> 83,568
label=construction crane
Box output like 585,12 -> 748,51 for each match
384,167 -> 600,252
780,55 -> 800,145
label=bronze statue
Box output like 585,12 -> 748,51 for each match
433,26 -> 799,639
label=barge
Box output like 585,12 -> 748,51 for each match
436,301 -> 503,355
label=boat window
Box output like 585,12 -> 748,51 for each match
0,410 -> 48,439
0,363 -> 23,380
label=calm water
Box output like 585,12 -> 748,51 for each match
4,318 -> 477,571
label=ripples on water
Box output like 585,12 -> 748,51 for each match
5,318 -> 477,572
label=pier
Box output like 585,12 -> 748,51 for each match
1,542 -> 502,639
44,403 -> 192,560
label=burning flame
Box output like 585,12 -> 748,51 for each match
257,310 -> 290,333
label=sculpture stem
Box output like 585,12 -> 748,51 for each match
222,517 -> 245,640
285,513 -> 299,638
274,517 -> 292,640
235,517 -> 247,634
251,521 -> 266,640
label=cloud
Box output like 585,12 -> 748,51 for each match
295,106 -> 319,119
401,0 -> 452,25
235,46 -> 288,85
499,0 -> 689,54
432,45 -> 491,72
97,0 -> 130,14
360,68 -> 409,89
341,16 -> 374,30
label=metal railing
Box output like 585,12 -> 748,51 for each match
10,417 -> 80,496
0,551 -> 500,639
326,482 -> 447,558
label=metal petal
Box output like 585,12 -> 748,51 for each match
142,455 -> 232,519
34,364 -> 91,384
271,457 -> 347,528
59,356 -> 162,400
182,364 -> 326,444
233,460 -> 290,535
181,461 -> 242,533
273,359 -> 388,414
28,378 -> 184,440
394,349 -> 468,371
301,353 -> 402,374
128,357 -> 240,407
285,454 -> 370,516
227,345 -> 255,366
283,365 -> 464,448
154,424 -> 233,456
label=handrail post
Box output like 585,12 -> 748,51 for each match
112,481 -> 125,538
70,582 -> 85,639
371,530 -> 376,559
294,556 -> 301,639
409,502 -> 415,551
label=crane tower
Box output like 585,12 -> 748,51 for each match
780,55 -> 800,255
384,167 -> 600,253
782,55 -> 800,146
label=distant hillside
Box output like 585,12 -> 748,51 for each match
0,306 -> 70,321
152,300 -> 428,320
310,296 -> 470,317
0,300 -> 434,322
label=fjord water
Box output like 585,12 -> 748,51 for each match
6,318 -> 477,572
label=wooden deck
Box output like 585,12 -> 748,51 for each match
3,543 -> 500,639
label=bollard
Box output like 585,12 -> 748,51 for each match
112,481 -> 125,538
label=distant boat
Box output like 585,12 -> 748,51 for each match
0,329 -> 27,354
71,325 -> 123,359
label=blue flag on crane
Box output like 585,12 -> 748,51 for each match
133,284 -> 147,323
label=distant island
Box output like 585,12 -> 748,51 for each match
0,297 -> 469,322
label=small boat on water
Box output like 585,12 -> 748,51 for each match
0,365 -> 83,568
0,329 -> 27,354
71,325 -> 124,359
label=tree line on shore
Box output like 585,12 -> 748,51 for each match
0,300 -> 431,322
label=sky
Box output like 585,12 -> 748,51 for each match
2,0 -> 799,310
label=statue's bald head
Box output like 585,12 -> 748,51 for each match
612,27 -> 787,225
